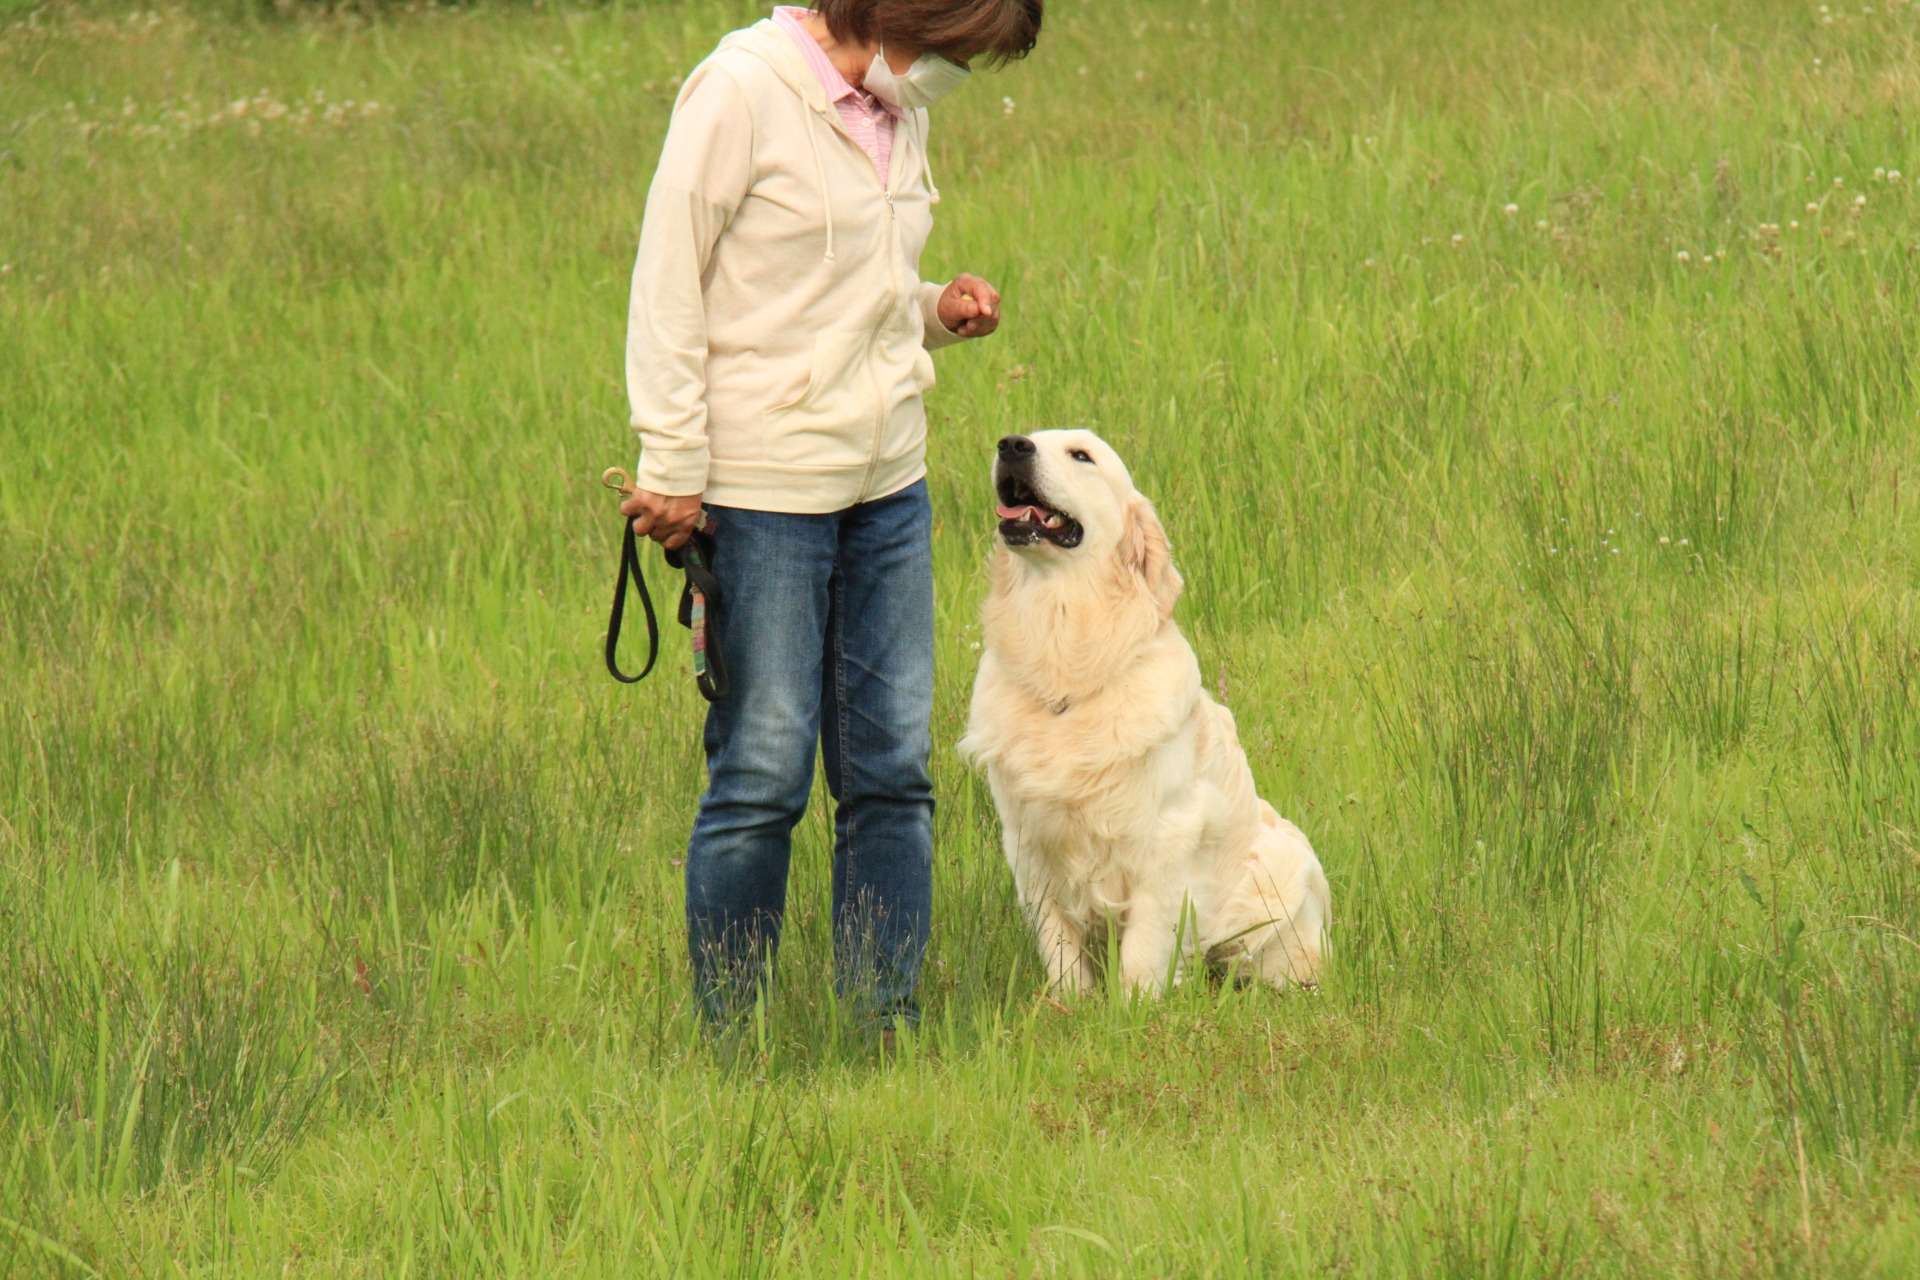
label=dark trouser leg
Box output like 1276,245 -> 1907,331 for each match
684,504 -> 836,1026
819,480 -> 936,1028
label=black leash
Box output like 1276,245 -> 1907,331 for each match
604,513 -> 661,684
601,468 -> 729,701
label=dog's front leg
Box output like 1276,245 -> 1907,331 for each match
991,773 -> 1097,996
1119,802 -> 1208,995
1117,891 -> 1194,995
1026,895 -> 1095,996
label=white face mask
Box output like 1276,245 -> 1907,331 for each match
863,45 -> 970,110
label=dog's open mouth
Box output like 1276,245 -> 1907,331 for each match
995,469 -> 1084,549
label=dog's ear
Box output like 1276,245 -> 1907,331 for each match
1120,496 -> 1182,619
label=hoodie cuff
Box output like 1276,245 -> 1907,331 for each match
634,445 -> 709,498
919,280 -> 964,352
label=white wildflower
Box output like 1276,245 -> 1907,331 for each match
1675,249 -> 1691,263
1503,202 -> 1519,216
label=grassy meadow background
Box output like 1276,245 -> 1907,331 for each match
5,0 -> 1920,1272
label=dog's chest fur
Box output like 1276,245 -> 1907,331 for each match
963,637 -> 1210,912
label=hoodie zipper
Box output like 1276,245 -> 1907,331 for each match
810,100 -> 909,503
856,183 -> 901,501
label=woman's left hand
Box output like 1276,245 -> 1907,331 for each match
938,274 -> 1001,338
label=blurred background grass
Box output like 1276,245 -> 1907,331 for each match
3,0 -> 1919,1273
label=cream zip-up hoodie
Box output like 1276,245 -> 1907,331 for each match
626,18 -> 962,512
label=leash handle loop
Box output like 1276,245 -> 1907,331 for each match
605,517 -> 660,684
601,468 -> 725,700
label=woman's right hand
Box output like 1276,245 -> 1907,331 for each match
622,488 -> 705,551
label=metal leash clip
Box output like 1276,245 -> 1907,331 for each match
601,468 -> 727,701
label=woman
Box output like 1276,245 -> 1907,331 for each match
621,1 -> 1044,1032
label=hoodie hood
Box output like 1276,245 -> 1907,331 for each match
714,17 -> 940,262
721,19 -> 837,111
725,19 -> 849,261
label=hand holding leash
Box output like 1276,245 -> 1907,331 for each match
600,468 -> 728,701
620,483 -> 705,551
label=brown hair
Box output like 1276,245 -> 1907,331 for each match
812,0 -> 1043,67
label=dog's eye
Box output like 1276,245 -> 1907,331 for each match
1069,449 -> 1095,464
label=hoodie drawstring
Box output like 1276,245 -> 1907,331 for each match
917,110 -> 941,205
806,104 -> 837,262
806,99 -> 943,261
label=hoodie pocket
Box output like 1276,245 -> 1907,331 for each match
756,329 -> 877,468
909,346 -> 936,396
765,353 -> 815,414
769,330 -> 865,415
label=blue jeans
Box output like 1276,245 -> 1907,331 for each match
684,479 -> 935,1029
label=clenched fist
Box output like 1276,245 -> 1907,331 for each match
937,273 -> 1002,339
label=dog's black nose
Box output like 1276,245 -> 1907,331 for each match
998,435 -> 1036,461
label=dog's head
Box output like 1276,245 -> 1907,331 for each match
991,429 -> 1182,618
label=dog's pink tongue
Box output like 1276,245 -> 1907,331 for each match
997,503 -> 1039,521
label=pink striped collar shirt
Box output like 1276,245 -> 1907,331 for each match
773,6 -> 900,186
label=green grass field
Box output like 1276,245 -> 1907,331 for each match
5,0 -> 1920,1272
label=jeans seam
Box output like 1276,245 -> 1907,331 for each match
829,567 -> 854,894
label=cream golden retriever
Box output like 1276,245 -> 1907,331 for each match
958,430 -> 1330,996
